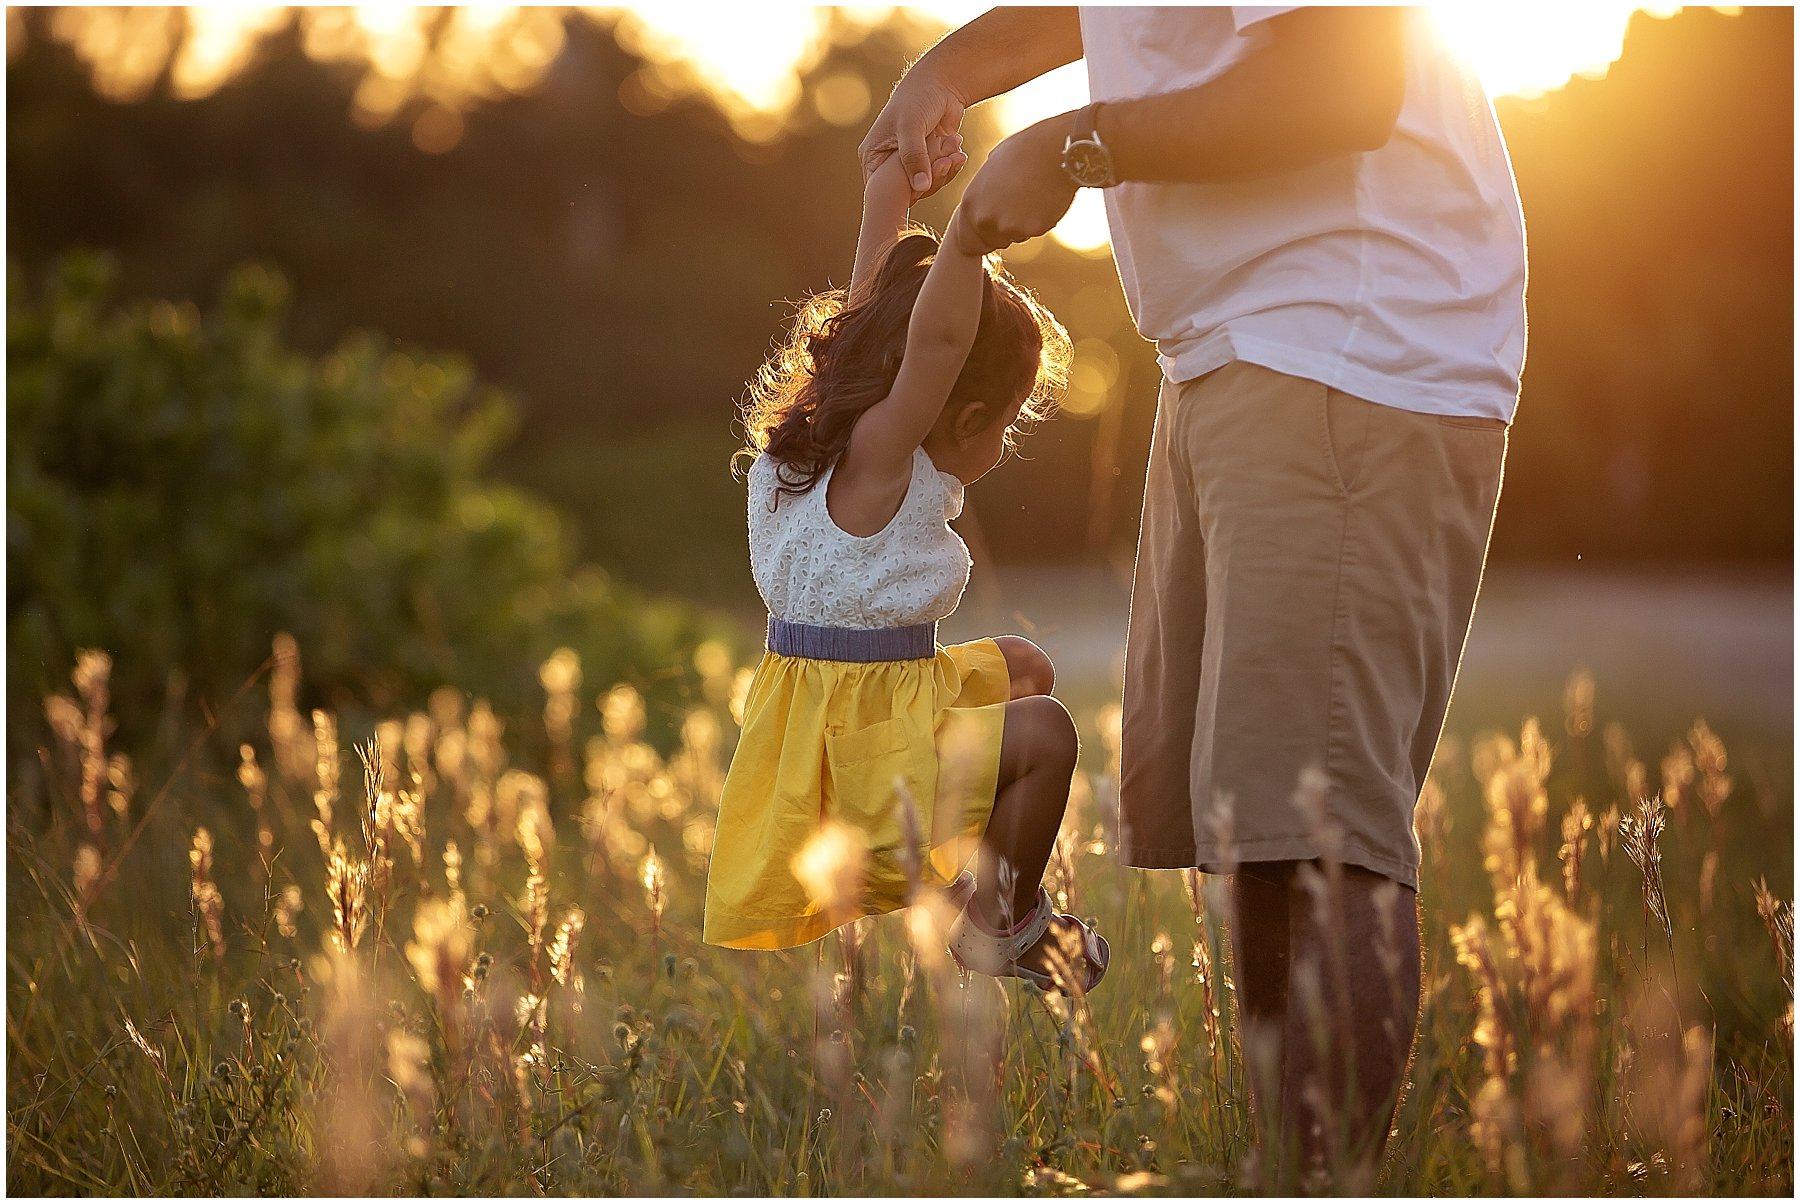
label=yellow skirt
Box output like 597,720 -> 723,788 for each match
703,637 -> 1011,950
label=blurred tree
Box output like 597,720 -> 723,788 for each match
1492,5 -> 1794,562
6,252 -> 711,741
3,5 -> 1790,611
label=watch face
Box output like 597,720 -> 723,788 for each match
1063,140 -> 1114,187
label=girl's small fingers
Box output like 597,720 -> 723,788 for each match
927,131 -> 963,153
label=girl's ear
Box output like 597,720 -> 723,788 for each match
951,402 -> 993,442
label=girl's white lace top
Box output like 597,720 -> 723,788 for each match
748,447 -> 971,628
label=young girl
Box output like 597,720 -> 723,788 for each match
703,136 -> 1108,994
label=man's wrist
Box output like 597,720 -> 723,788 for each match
1062,102 -> 1120,188
902,40 -> 970,109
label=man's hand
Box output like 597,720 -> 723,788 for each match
860,65 -> 968,198
866,131 -> 967,202
858,9 -> 1083,198
957,115 -> 1079,254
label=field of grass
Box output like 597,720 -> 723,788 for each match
6,623 -> 1793,1195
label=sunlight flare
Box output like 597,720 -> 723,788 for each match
25,4 -> 1726,247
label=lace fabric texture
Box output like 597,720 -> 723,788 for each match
748,447 -> 971,628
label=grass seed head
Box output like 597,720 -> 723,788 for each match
1562,668 -> 1595,737
1558,800 -> 1593,905
549,906 -> 586,990
507,771 -> 554,869
105,751 -> 133,820
790,822 -> 867,924
237,742 -> 266,808
1619,797 -> 1671,937
728,667 -> 755,728
893,779 -> 924,900
268,634 -> 312,781
44,693 -> 82,748
406,896 -> 471,996
189,826 -> 226,964
325,837 -> 369,953
312,709 -> 340,832
1688,720 -> 1731,819
600,684 -> 646,744
1205,789 -> 1238,876
1752,877 -> 1794,1030
641,848 -> 667,924
276,883 -> 303,938
73,843 -> 101,895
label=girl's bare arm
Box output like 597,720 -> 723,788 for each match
849,135 -> 964,307
847,155 -> 912,308
839,208 -> 986,489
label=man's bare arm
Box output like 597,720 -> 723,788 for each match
907,7 -> 1084,111
1100,7 -> 1405,184
958,7 -> 1406,252
860,6 -> 1083,193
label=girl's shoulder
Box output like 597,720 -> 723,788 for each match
752,446 -> 960,522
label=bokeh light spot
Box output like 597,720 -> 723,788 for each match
813,71 -> 872,128
412,105 -> 466,154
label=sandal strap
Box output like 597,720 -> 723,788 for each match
943,870 -> 977,912
949,888 -> 1053,977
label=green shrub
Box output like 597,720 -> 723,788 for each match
7,253 -> 717,748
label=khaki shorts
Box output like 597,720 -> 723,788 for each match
1117,360 -> 1508,890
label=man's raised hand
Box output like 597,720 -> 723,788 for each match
860,67 -> 968,198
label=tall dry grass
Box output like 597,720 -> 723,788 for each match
5,643 -> 1792,1194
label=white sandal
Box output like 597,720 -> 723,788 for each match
944,870 -> 977,911
948,886 -> 1110,995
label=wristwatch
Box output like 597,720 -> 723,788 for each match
1061,103 -> 1119,188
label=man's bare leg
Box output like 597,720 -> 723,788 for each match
1232,866 -> 1296,1177
1231,861 -> 1422,1186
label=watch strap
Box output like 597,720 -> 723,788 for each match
1062,101 -> 1117,188
1072,102 -> 1103,144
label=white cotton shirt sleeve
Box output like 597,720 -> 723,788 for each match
1230,7 -> 1302,34
1078,6 -> 1528,422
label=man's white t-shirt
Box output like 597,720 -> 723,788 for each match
1079,6 -> 1527,422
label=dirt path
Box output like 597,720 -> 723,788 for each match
940,563 -> 1793,744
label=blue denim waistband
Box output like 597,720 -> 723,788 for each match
766,617 -> 937,662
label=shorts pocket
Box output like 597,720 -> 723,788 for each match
1436,414 -> 1508,432
824,717 -> 922,851
1321,385 -> 1373,498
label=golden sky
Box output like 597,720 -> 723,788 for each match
20,4 -> 1713,252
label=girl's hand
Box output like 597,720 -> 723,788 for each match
860,65 -> 967,197
915,132 -> 968,203
870,132 -> 968,204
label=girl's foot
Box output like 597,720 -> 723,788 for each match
949,887 -> 1109,994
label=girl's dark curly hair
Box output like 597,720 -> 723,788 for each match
738,229 -> 1071,498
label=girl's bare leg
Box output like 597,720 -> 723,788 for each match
973,693 -> 1086,978
994,635 -> 1054,698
